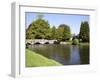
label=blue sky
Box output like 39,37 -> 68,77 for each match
25,12 -> 89,34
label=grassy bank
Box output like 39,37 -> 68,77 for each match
26,49 -> 62,67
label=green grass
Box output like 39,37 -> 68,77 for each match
26,49 -> 62,67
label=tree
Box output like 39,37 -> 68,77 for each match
51,26 -> 56,39
79,21 -> 89,42
26,15 -> 72,41
57,24 -> 71,41
26,24 -> 34,39
72,33 -> 79,40
26,15 -> 51,39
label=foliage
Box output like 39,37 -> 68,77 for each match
51,26 -> 56,39
57,24 -> 71,41
26,49 -> 62,67
26,18 -> 50,39
79,21 -> 89,42
26,16 -> 71,41
72,39 -> 79,45
26,14 -> 89,43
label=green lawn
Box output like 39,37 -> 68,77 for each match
26,49 -> 62,67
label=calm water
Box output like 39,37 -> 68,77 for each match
29,44 -> 89,65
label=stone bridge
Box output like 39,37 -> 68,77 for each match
26,39 -> 57,45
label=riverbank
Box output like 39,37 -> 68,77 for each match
79,42 -> 89,46
26,49 -> 62,67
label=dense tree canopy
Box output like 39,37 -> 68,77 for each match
57,24 -> 71,41
26,16 -> 71,41
26,17 -> 50,39
79,21 -> 89,42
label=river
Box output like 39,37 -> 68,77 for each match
29,44 -> 89,65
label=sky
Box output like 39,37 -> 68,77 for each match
25,12 -> 89,34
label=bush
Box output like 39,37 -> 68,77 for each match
72,39 -> 79,45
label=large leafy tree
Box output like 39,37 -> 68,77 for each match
79,21 -> 89,42
26,15 -> 50,39
26,15 -> 72,41
57,24 -> 71,41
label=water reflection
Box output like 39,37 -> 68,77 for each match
69,45 -> 80,65
29,44 -> 89,65
79,45 -> 90,64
